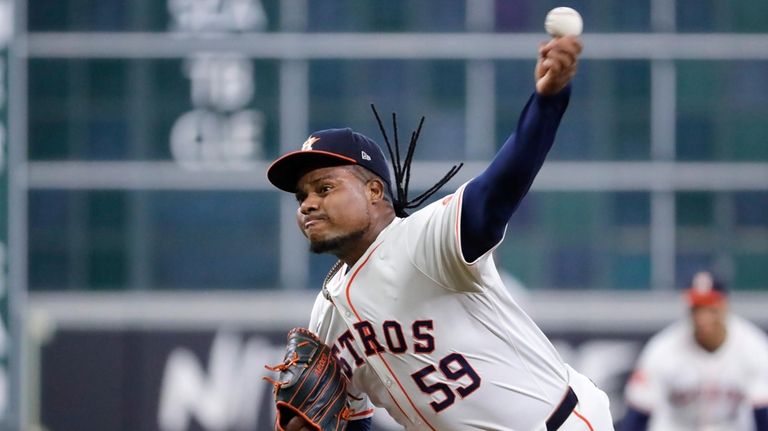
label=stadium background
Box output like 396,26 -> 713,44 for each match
0,0 -> 766,429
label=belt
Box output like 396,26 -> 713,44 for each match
545,386 -> 578,431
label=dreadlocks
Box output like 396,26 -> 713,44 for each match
370,104 -> 463,218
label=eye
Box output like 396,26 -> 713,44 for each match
294,192 -> 306,203
319,184 -> 333,194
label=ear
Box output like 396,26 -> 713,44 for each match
366,178 -> 386,203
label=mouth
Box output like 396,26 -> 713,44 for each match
303,217 -> 326,230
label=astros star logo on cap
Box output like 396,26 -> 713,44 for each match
302,136 -> 320,151
692,272 -> 714,293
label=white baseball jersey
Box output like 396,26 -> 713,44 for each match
625,315 -> 768,431
309,184 -> 613,430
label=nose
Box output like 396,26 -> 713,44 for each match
299,193 -> 319,215
692,308 -> 715,328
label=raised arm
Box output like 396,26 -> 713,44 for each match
460,36 -> 582,262
755,407 -> 768,431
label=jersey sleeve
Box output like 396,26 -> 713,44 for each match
348,391 -> 374,421
745,324 -> 768,407
346,393 -> 375,421
308,291 -> 327,335
625,337 -> 666,413
406,182 -> 501,292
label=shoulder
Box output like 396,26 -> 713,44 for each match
648,321 -> 687,347
397,190 -> 461,237
633,322 -> 691,377
728,316 -> 768,375
310,289 -> 327,311
640,321 -> 688,360
730,315 -> 768,349
403,183 -> 469,225
408,192 -> 459,219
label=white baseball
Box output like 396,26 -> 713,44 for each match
545,7 -> 583,37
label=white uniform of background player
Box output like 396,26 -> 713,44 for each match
624,273 -> 768,431
309,184 -> 614,430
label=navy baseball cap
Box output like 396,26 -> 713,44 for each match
684,271 -> 728,306
267,128 -> 392,193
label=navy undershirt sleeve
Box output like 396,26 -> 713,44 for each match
756,406 -> 768,431
460,86 -> 571,262
347,417 -> 372,431
620,406 -> 651,431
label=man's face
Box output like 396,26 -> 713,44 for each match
294,166 -> 373,254
690,301 -> 727,346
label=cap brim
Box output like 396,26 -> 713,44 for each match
267,150 -> 358,192
685,288 -> 727,307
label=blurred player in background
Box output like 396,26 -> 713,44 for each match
622,271 -> 768,431
267,35 -> 615,431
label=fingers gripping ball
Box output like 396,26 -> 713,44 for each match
265,328 -> 351,431
545,7 -> 583,37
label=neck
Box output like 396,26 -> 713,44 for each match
337,212 -> 396,267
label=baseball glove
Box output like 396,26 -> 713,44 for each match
264,327 -> 351,431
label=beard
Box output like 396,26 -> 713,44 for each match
309,228 -> 367,255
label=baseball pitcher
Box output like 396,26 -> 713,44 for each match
266,36 -> 614,430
